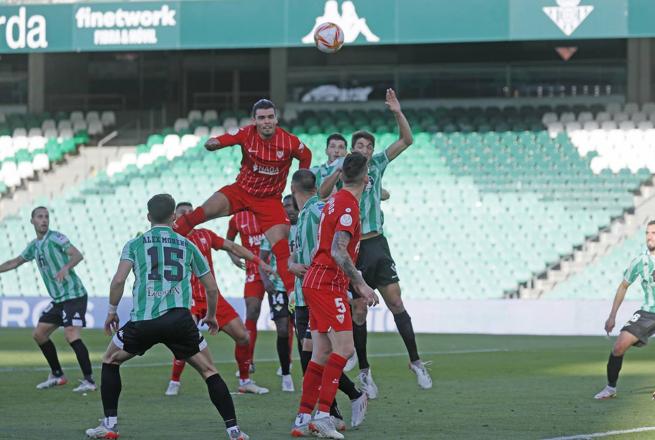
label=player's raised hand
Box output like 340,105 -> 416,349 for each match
604,316 -> 616,334
229,253 -> 246,270
385,88 -> 401,113
203,314 -> 219,336
104,313 -> 119,336
204,137 -> 220,151
289,262 -> 309,278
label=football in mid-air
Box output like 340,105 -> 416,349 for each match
314,22 -> 345,54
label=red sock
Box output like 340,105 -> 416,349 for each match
235,342 -> 250,381
171,358 -> 186,382
271,239 -> 294,293
245,319 -> 258,363
317,353 -> 347,413
298,361 -> 324,415
174,207 -> 206,236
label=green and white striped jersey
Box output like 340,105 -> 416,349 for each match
311,162 -> 335,191
325,152 -> 390,234
120,226 -> 210,322
292,196 -> 325,307
260,237 -> 286,292
20,230 -> 87,303
624,251 -> 655,313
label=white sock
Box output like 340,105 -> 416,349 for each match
239,378 -> 251,386
295,413 -> 311,426
104,417 -> 118,428
314,411 -> 330,420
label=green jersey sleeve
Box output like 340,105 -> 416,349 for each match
50,231 -> 72,253
624,255 -> 643,284
371,151 -> 390,174
190,242 -> 210,278
20,241 -> 36,261
120,240 -> 135,263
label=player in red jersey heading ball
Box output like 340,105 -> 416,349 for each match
174,99 -> 312,297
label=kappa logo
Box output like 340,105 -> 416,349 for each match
543,0 -> 594,36
302,0 -> 379,44
200,237 -> 208,245
336,313 -> 345,324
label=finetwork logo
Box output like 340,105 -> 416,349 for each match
543,0 -> 594,36
75,5 -> 177,46
302,0 -> 379,44
0,7 -> 47,50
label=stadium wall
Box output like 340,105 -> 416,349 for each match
0,296 -> 641,336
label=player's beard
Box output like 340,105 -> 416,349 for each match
648,243 -> 655,252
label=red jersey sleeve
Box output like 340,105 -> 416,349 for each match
333,204 -> 358,237
208,231 -> 226,250
215,127 -> 247,148
227,217 -> 238,240
292,139 -> 312,169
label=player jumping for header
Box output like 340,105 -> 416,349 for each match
173,99 -> 312,305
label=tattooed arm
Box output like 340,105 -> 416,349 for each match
331,231 -> 379,306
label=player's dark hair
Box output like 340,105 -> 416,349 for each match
175,202 -> 192,210
148,194 -> 176,224
291,169 -> 316,193
351,130 -> 375,148
341,152 -> 368,185
31,206 -> 48,218
327,133 -> 347,147
251,99 -> 277,117
648,220 -> 655,227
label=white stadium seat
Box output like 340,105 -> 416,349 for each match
70,111 -> 84,122
203,110 -> 218,123
194,126 -> 209,137
173,118 -> 189,132
101,111 -> 116,127
187,110 -> 202,122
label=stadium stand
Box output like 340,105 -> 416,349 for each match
0,111 -> 115,196
0,104 -> 652,300
549,228 -> 645,300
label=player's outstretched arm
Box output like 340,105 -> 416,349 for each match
55,245 -> 84,282
605,280 -> 630,334
0,256 -> 27,273
292,140 -> 313,169
106,260 -> 132,335
331,231 -> 379,307
221,239 -> 274,276
204,127 -> 246,152
318,168 -> 341,199
199,273 -> 219,335
258,248 -> 277,295
385,89 -> 414,162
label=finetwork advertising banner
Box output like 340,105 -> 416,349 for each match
0,1 -> 651,54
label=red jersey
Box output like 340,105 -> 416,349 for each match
187,228 -> 225,305
215,125 -> 312,198
303,189 -> 361,294
228,211 -> 266,283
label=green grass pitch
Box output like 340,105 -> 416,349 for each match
3,329 -> 655,439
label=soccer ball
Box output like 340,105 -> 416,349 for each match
314,22 -> 344,54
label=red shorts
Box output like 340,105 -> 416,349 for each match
219,183 -> 290,232
244,279 -> 265,300
191,293 -> 240,329
303,287 -> 352,333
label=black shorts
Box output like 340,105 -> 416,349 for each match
112,308 -> 207,360
294,306 -> 312,340
268,290 -> 289,321
352,234 -> 399,297
621,310 -> 655,347
39,296 -> 87,328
